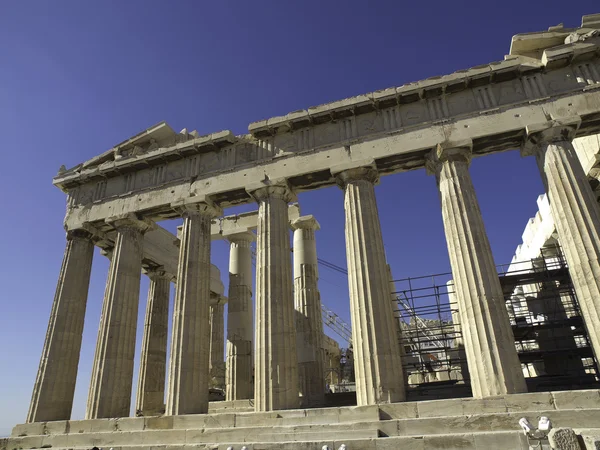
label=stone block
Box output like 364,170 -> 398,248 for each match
145,415 -> 174,430
11,422 -> 44,437
140,429 -> 187,445
553,390 -> 600,410
424,433 -> 476,449
462,397 -> 507,415
115,416 -> 146,431
548,427 -> 582,450
417,398 -> 463,417
473,431 -> 528,449
375,436 -> 426,450
378,419 -> 400,437
338,405 -> 379,422
334,437 -> 376,450
379,401 -> 419,419
44,419 -> 69,434
505,391 -> 554,412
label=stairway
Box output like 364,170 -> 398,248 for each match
3,389 -> 599,450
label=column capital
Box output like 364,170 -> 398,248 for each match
171,197 -> 223,219
106,213 -> 155,233
248,183 -> 296,203
66,228 -> 94,242
291,215 -> 320,231
224,230 -> 256,243
521,117 -> 581,156
425,140 -> 473,176
335,166 -> 379,189
144,266 -> 173,281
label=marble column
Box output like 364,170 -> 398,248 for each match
225,231 -> 254,401
209,300 -> 226,390
166,201 -> 221,415
336,167 -> 405,405
523,119 -> 600,366
427,143 -> 526,398
27,229 -> 94,423
250,184 -> 299,411
135,269 -> 171,416
86,216 -> 151,419
292,215 -> 325,407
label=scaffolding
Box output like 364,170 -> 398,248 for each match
391,245 -> 600,396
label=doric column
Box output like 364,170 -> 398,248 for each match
86,215 -> 152,419
225,231 -> 254,401
523,118 -> 600,365
209,299 -> 226,390
27,229 -> 94,423
427,143 -> 526,398
292,215 -> 325,407
335,167 -> 405,405
166,201 -> 221,415
135,269 -> 171,416
250,184 -> 299,411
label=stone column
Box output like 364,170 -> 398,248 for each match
225,231 -> 254,401
209,300 -> 226,390
27,229 -> 94,423
86,216 -> 151,419
250,184 -> 299,411
335,167 -> 406,405
427,143 -> 526,398
166,201 -> 221,416
135,269 -> 171,416
523,118 -> 600,366
292,215 -> 325,407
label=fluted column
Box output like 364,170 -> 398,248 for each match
135,269 -> 171,416
336,167 -> 405,405
524,118 -> 600,365
427,143 -> 526,398
209,300 -> 226,390
86,216 -> 151,419
27,229 -> 94,423
166,201 -> 221,415
292,215 -> 325,407
250,184 -> 299,411
225,231 -> 254,401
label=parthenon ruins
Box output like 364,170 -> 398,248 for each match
4,12 -> 600,450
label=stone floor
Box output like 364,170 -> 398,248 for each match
2,389 -> 600,450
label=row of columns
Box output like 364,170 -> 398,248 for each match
27,119 -> 600,424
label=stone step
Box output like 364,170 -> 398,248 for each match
4,409 -> 598,450
0,430 -> 534,450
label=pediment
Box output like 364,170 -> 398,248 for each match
58,122 -> 204,176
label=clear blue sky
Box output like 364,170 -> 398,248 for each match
0,0 -> 597,437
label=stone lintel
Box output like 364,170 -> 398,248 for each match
522,117 -> 582,156
291,215 -> 320,231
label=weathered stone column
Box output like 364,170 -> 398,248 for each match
166,201 -> 221,415
209,299 -> 226,390
225,231 -> 255,401
27,229 -> 94,423
427,143 -> 526,398
335,167 -> 406,405
250,184 -> 299,411
87,216 -> 151,419
292,215 -> 325,407
135,269 -> 171,416
523,118 -> 600,366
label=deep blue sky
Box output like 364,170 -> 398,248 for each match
0,0 -> 597,436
